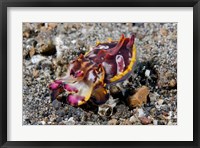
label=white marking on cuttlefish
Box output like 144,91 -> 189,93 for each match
116,55 -> 125,74
99,45 -> 109,49
102,62 -> 112,74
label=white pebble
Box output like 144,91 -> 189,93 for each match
145,69 -> 150,77
41,121 -> 46,125
129,116 -> 137,123
138,108 -> 145,117
31,55 -> 46,64
71,40 -> 76,44
68,117 -> 74,122
158,99 -> 164,105
153,120 -> 158,125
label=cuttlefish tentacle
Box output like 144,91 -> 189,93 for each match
49,34 -> 136,106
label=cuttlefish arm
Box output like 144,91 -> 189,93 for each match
49,60 -> 108,106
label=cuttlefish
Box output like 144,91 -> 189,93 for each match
49,34 -> 137,106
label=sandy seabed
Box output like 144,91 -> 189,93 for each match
23,23 -> 177,125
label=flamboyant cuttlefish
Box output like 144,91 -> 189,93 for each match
49,34 -> 137,106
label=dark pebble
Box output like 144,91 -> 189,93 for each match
52,99 -> 61,110
91,114 -> 98,121
56,109 -> 65,117
102,121 -> 108,125
56,117 -> 63,123
158,120 -> 165,125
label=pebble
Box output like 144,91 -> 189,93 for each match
157,99 -> 164,105
129,86 -> 150,108
56,117 -> 62,123
139,117 -> 151,125
52,100 -> 62,110
138,108 -> 145,117
66,117 -> 75,125
31,55 -> 46,64
145,69 -> 150,77
56,109 -> 65,117
129,116 -> 137,123
121,119 -> 132,125
160,28 -> 168,36
32,69 -> 39,78
169,79 -> 176,87
153,120 -> 158,125
41,121 -> 46,125
110,85 -> 121,97
149,92 -> 158,102
29,47 -> 36,58
108,119 -> 118,125
71,40 -> 76,44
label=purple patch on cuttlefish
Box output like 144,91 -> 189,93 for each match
64,84 -> 78,93
49,82 -> 61,90
49,80 -> 63,90
68,94 -> 85,106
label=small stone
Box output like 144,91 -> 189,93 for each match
50,115 -> 56,122
144,44 -> 152,50
150,108 -> 156,117
71,40 -> 76,44
44,117 -> 48,123
139,117 -> 151,125
149,92 -> 158,102
157,99 -> 164,105
167,121 -> 173,125
129,116 -> 137,123
157,114 -> 165,120
56,109 -> 65,117
129,86 -> 150,108
153,120 -> 158,125
138,108 -> 145,117
160,28 -> 168,36
110,85 -> 120,94
32,69 -> 39,78
66,117 -> 75,125
56,117 -> 62,123
31,55 -> 46,64
52,99 -> 61,110
23,31 -> 30,38
162,111 -> 169,116
29,47 -> 35,58
145,69 -> 150,77
122,119 -> 132,125
48,23 -> 57,30
169,79 -> 176,88
41,121 -> 46,125
68,117 -> 74,122
108,119 -> 118,125
137,33 -> 145,40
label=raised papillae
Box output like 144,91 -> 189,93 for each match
49,34 -> 137,106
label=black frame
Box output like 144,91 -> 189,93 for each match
0,0 -> 199,148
